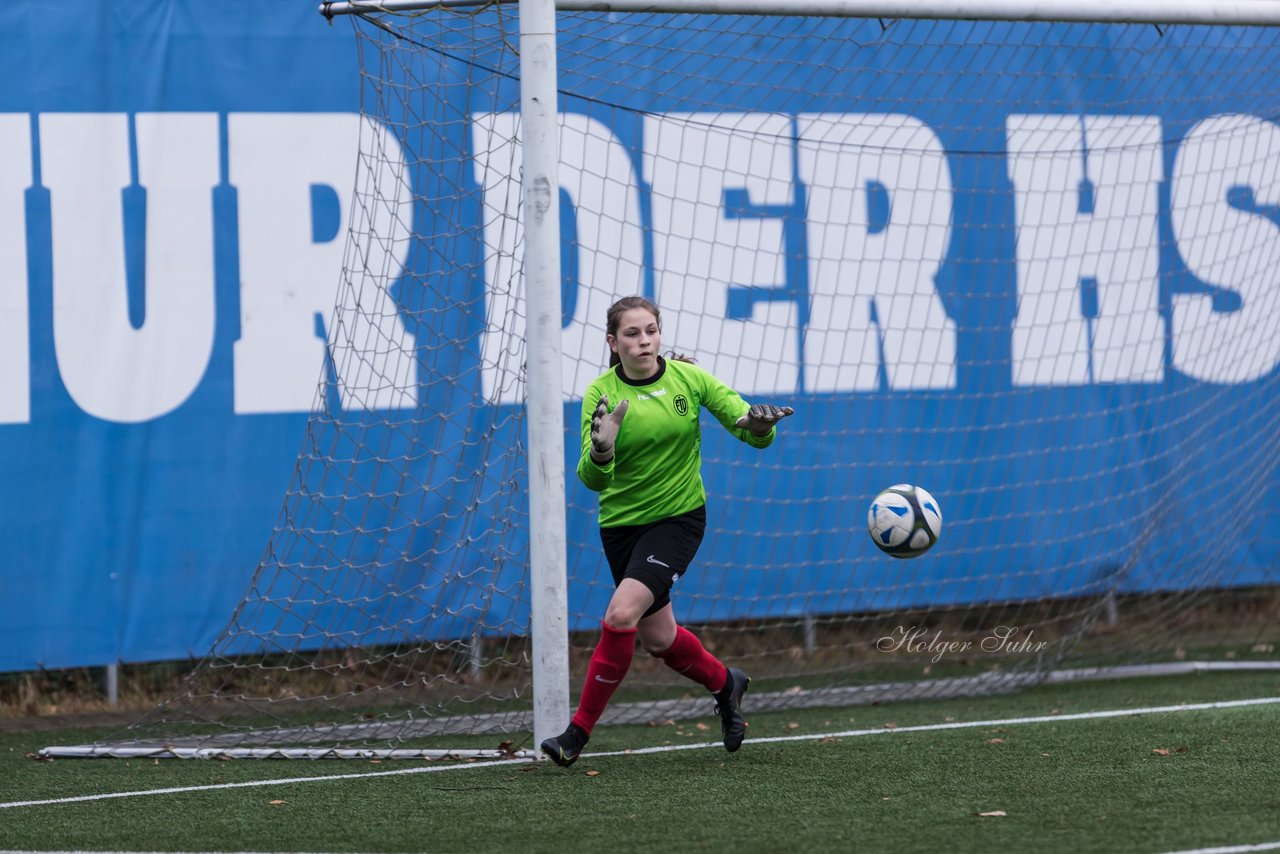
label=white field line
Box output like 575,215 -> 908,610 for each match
3,695 -> 1278,810
1155,844 -> 1280,854
4,848 -> 1277,854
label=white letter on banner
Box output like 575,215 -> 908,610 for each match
1006,114 -> 1165,386
644,112 -> 798,395
472,112 -> 644,404
797,113 -> 955,391
231,113 -> 417,414
1171,114 -> 1280,383
42,113 -> 218,423
0,115 -> 30,424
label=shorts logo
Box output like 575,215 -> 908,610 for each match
673,394 -> 689,416
646,554 -> 670,568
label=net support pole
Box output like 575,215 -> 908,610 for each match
519,0 -> 571,750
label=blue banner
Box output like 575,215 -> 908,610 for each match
2,4 -> 1278,672
0,1 -> 359,670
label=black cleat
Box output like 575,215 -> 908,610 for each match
713,667 -> 750,752
540,723 -> 589,767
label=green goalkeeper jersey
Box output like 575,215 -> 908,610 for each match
577,356 -> 775,528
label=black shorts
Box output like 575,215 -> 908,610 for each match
599,504 -> 706,618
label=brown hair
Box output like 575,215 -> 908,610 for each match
605,296 -> 695,367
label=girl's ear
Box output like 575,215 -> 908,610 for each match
606,334 -> 617,353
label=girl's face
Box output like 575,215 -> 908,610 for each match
608,307 -> 661,380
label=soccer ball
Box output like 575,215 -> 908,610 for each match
867,484 -> 942,559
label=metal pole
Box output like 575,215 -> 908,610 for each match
322,0 -> 1280,26
104,662 -> 119,706
519,0 -> 571,752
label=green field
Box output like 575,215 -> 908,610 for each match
2,669 -> 1278,853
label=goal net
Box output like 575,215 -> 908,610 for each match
47,1 -> 1280,759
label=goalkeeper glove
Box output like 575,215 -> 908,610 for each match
735,403 -> 794,436
589,394 -> 629,464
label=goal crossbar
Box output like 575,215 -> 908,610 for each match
320,0 -> 1280,26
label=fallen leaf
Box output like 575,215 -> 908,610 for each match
975,810 -> 1007,818
695,722 -> 709,731
985,738 -> 1005,744
883,722 -> 898,729
1153,748 -> 1171,756
786,722 -> 801,730
1175,746 -> 1190,754
584,770 -> 600,777
269,799 -> 287,806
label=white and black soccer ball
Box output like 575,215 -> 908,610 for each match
867,484 -> 942,559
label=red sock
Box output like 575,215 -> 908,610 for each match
570,622 -> 637,735
658,626 -> 728,693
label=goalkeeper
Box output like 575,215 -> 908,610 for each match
541,295 -> 794,767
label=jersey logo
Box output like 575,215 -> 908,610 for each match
673,394 -> 689,416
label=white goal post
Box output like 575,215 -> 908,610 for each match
516,0 -> 572,756
44,0 -> 1280,759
